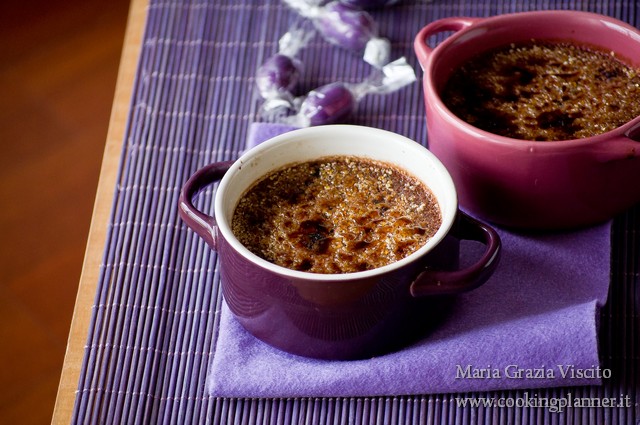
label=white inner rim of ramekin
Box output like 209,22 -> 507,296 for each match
214,125 -> 458,281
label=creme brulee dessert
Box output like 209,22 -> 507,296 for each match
231,156 -> 441,274
441,41 -> 640,141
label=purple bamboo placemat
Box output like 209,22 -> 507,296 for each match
72,1 -> 639,424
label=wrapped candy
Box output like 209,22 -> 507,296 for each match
282,0 -> 391,68
285,57 -> 416,127
339,0 -> 402,9
255,23 -> 315,111
296,83 -> 355,126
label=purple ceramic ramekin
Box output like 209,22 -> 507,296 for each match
178,125 -> 501,360
414,11 -> 640,229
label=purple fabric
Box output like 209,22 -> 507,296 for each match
245,122 -> 301,150
207,123 -> 611,397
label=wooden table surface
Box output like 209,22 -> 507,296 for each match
52,0 -> 148,422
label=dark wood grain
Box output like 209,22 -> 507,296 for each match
0,1 -> 129,423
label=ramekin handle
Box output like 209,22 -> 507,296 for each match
410,211 -> 501,297
588,118 -> 640,162
414,17 -> 480,68
178,161 -> 234,250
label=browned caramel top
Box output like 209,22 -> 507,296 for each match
231,156 -> 441,274
442,41 -> 640,141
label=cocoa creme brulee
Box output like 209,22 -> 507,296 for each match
441,41 -> 640,141
231,156 -> 442,274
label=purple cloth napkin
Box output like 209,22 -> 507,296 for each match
207,123 -> 611,397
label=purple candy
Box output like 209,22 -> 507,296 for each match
255,23 -> 316,112
315,2 -> 377,51
282,57 -> 416,127
339,0 -> 401,9
255,53 -> 302,99
298,83 -> 356,126
282,0 -> 390,67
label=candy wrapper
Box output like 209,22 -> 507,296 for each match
255,22 -> 315,111
284,57 -> 416,127
282,0 -> 391,68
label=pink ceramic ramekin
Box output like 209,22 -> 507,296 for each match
179,125 -> 501,359
414,11 -> 640,229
